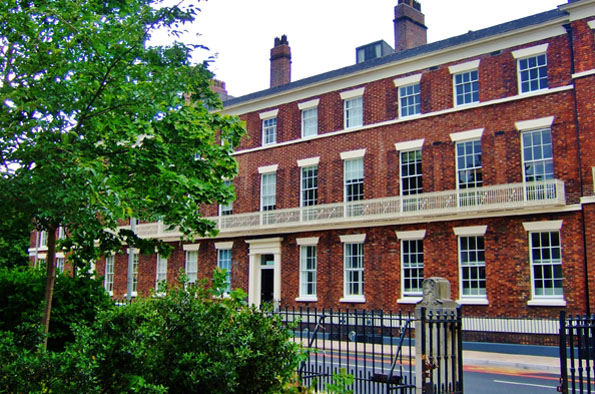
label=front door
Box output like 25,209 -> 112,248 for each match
260,269 -> 274,304
260,254 -> 275,304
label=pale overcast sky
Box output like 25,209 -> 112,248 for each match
158,0 -> 565,98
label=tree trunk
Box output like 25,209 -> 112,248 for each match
41,225 -> 57,350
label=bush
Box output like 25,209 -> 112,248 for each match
0,270 -> 303,393
0,327 -> 100,394
0,266 -> 113,351
67,270 -> 303,393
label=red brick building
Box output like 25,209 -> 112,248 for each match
31,0 -> 595,318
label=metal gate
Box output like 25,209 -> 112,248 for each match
277,306 -> 464,393
559,311 -> 595,393
278,307 -> 416,393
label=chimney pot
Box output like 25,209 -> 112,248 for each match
270,35 -> 291,88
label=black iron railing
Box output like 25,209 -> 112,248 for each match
275,307 -> 416,393
559,311 -> 595,394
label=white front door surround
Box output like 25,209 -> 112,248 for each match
246,237 -> 283,307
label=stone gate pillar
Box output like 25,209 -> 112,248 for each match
415,278 -> 462,394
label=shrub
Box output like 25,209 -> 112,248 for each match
69,270 -> 303,393
0,266 -> 113,351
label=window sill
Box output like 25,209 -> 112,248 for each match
519,87 -> 549,96
397,297 -> 422,304
340,296 -> 366,304
528,299 -> 566,307
454,101 -> 479,109
457,298 -> 489,305
295,296 -> 318,303
399,113 -> 422,121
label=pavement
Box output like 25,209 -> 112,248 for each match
463,350 -> 560,374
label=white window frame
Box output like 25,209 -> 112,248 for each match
523,221 -> 565,306
260,109 -> 278,146
132,252 -> 139,297
454,226 -> 488,304
58,226 -> 66,240
56,256 -> 65,274
512,44 -> 549,94
217,249 -> 232,294
394,74 -> 422,119
298,99 -> 319,138
155,254 -> 168,291
449,60 -> 480,107
183,244 -> 200,286
520,127 -> 554,183
343,157 -> 364,202
260,172 -> 277,211
399,84 -> 421,118
400,148 -> 423,196
219,180 -> 233,216
300,165 -> 318,208
339,234 -> 366,303
262,117 -> 277,146
104,255 -> 114,295
296,237 -> 319,302
341,88 -> 365,129
396,230 -> 425,304
39,231 -> 48,248
455,139 -> 483,189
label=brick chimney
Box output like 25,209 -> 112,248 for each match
211,79 -> 232,101
270,35 -> 291,88
394,0 -> 427,52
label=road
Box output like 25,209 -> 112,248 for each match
301,351 -> 567,393
464,365 -> 560,393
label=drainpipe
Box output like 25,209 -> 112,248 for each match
563,23 -> 590,314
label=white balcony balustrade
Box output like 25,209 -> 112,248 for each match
124,180 -> 565,238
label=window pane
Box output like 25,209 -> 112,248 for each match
522,129 -> 553,183
402,239 -> 424,295
344,243 -> 364,296
301,108 -> 318,137
519,54 -> 548,93
530,231 -> 562,299
344,97 -> 363,128
454,70 -> 479,106
459,236 -> 486,297
300,245 -> 317,296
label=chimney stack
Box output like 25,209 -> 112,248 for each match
270,35 -> 291,88
394,0 -> 427,52
211,79 -> 232,101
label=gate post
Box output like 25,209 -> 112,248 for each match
559,310 -> 568,394
415,278 -> 462,394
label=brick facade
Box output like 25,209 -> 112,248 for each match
31,1 -> 595,318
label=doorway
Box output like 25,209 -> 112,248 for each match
246,238 -> 282,306
260,254 -> 275,304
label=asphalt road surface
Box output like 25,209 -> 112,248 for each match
301,350 -> 573,393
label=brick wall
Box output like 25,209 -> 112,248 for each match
99,211 -> 586,317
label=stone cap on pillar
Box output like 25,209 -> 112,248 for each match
416,277 -> 458,310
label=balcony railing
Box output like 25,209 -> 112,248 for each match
127,179 -> 565,238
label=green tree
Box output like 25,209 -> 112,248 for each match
0,209 -> 30,269
0,0 -> 244,347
